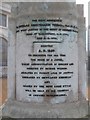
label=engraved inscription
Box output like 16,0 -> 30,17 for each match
16,17 -> 78,103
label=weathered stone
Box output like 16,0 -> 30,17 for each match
2,99 -> 88,118
1,1 -> 88,118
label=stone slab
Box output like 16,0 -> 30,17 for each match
2,100 -> 88,118
15,2 -> 78,103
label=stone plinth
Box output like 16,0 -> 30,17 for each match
2,100 -> 88,118
1,1 -> 88,118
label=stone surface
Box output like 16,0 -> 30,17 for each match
14,2 -> 78,103
1,1 -> 88,118
6,2 -> 87,102
7,12 -> 16,99
2,0 -> 76,2
77,4 -> 87,100
5,3 -> 86,102
2,100 -> 88,118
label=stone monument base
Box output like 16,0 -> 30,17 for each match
2,99 -> 88,118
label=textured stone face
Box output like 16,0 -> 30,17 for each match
2,0 -> 76,2
15,2 -> 78,104
1,1 -> 88,119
